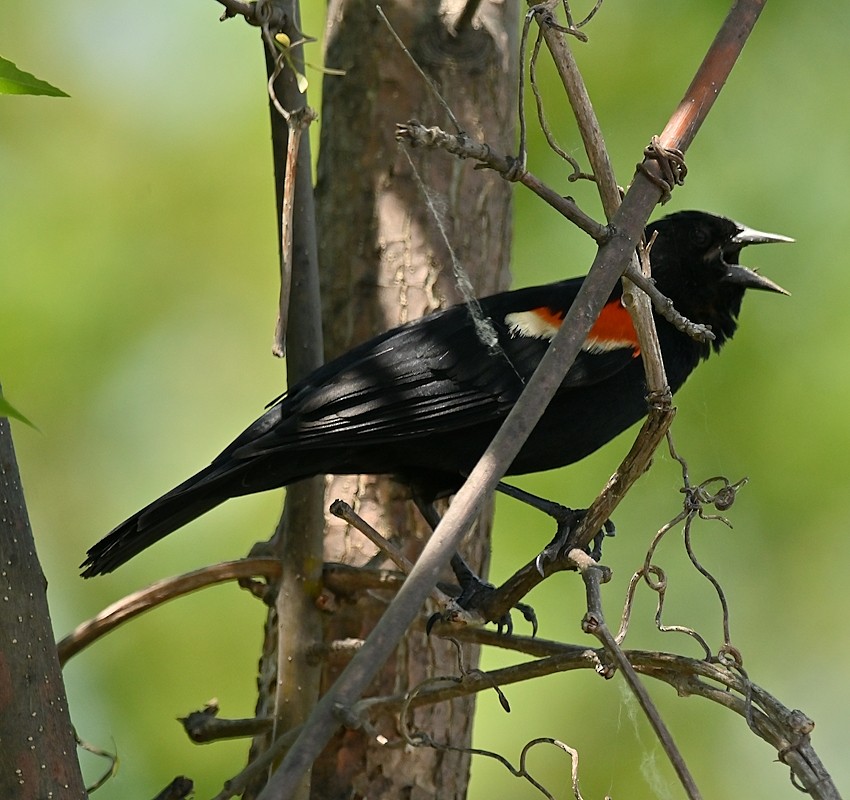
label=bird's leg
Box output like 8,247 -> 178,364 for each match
412,496 -> 537,636
495,481 -> 615,570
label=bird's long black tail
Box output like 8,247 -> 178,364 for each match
81,465 -> 231,577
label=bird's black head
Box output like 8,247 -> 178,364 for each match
646,210 -> 791,351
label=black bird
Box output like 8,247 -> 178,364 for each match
82,211 -> 790,577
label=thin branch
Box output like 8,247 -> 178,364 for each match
533,5 -> 620,217
396,121 -> 608,240
576,555 -> 703,800
215,0 -> 289,28
528,26 -> 594,182
623,261 -> 715,343
60,557 -> 406,666
271,107 -> 316,356
182,702 -> 273,744
329,499 -> 415,574
254,7 -> 326,799
341,633 -> 838,798
212,725 -> 303,800
322,562 -> 407,595
175,627 -> 827,793
57,558 -> 282,666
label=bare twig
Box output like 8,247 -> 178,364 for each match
352,633 -> 837,798
322,562 -> 407,596
528,25 -> 594,182
182,701 -> 273,744
261,3 -> 320,358
397,121 -> 607,240
58,559 -> 415,670
329,499 -> 416,574
623,262 -> 715,343
569,398 -> 677,554
271,106 -> 316,356
57,559 -> 282,666
515,10 -> 533,172
215,0 -> 286,26
331,499 -> 489,631
575,554 -> 703,799
533,4 -> 619,216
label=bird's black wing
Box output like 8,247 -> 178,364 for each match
225,279 -> 639,459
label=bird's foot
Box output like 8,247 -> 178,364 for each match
534,506 -> 616,575
495,483 -> 615,568
427,553 -> 538,637
426,586 -> 538,637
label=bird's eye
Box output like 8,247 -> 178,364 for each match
691,225 -> 711,248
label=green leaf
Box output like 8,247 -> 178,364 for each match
0,55 -> 68,97
0,390 -> 39,430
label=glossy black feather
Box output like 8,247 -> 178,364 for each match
82,210 -> 787,576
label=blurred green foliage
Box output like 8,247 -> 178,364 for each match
2,2 -> 848,798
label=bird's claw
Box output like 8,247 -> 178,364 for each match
426,574 -> 538,637
535,508 -> 615,574
495,601 -> 538,637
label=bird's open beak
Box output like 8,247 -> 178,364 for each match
723,224 -> 793,295
730,225 -> 795,248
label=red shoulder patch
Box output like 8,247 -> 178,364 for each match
505,307 -> 565,339
506,300 -> 639,356
586,299 -> 640,355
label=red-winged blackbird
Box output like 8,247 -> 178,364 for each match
82,211 -> 789,577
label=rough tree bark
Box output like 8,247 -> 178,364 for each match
310,1 -> 518,797
0,412 -> 86,799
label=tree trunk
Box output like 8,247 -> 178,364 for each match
0,413 -> 87,799
312,2 -> 518,797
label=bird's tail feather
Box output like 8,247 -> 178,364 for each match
81,465 -> 231,577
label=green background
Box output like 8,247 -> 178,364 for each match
2,2 -> 847,798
